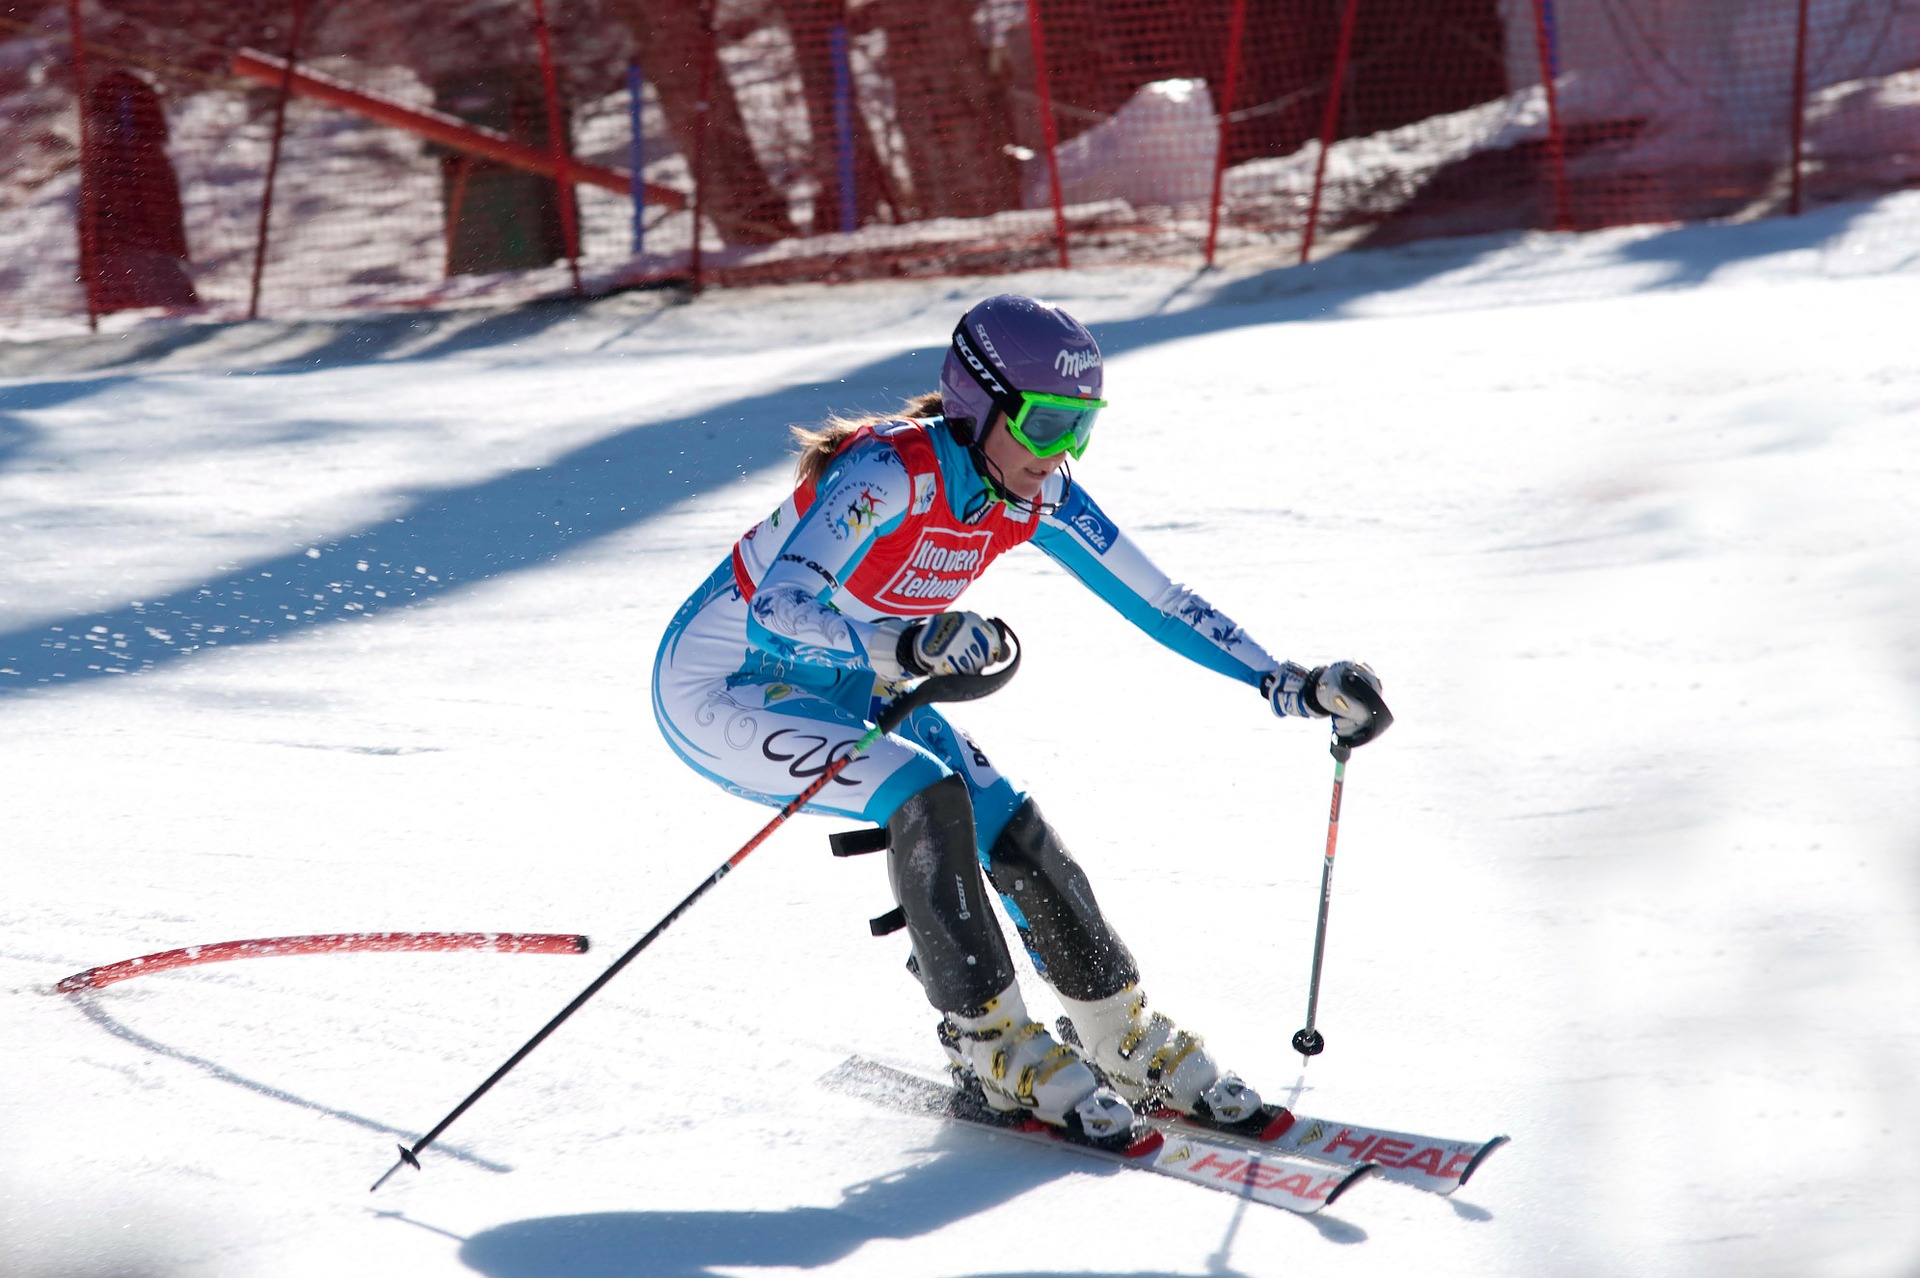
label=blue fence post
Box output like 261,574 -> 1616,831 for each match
829,24 -> 855,234
627,58 -> 646,255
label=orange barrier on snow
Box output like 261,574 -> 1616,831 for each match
54,931 -> 591,994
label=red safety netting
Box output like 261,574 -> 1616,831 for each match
3,0 -> 1918,330
1207,0 -> 1920,260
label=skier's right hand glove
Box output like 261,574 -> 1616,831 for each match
1264,660 -> 1393,747
879,611 -> 1010,679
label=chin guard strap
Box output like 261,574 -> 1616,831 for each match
961,439 -> 1071,522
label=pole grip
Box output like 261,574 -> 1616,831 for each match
874,621 -> 1022,735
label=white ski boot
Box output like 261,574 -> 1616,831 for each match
939,982 -> 1138,1145
1058,985 -> 1263,1124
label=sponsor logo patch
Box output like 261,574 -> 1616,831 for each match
1057,489 -> 1115,553
761,730 -> 863,786
956,328 -> 1010,398
1054,347 -> 1101,378
830,484 -> 887,540
1070,512 -> 1111,551
1317,1128 -> 1475,1179
1184,1151 -> 1334,1199
874,527 -> 995,610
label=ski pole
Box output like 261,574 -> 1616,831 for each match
1289,666 -> 1392,1061
1290,740 -> 1349,1060
371,627 -> 1022,1192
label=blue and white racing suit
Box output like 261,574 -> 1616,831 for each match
652,416 -> 1284,863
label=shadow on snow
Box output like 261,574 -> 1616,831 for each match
0,196 -> 1885,702
450,1132 -> 1360,1278
66,991 -> 509,1173
0,348 -> 929,696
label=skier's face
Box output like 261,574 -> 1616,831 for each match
979,415 -> 1068,500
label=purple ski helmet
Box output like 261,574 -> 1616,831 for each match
939,294 -> 1104,447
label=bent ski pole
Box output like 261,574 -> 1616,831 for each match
1290,740 -> 1348,1060
371,626 -> 1022,1192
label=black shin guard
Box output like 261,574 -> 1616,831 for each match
984,798 -> 1139,1002
887,774 -> 1015,1015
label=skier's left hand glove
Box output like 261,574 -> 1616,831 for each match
1264,660 -> 1393,748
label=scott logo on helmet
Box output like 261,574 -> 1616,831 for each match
955,328 -> 1010,398
973,324 -> 1005,367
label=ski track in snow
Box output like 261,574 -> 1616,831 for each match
3,195 -> 1919,1278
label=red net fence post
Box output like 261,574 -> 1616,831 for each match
1204,0 -> 1249,268
1025,0 -> 1070,269
1530,0 -> 1571,231
1795,1 -> 1920,211
530,0 -> 583,295
247,0 -> 307,320
1300,0 -> 1362,264
1789,0 -> 1811,214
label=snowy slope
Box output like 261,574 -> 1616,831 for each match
3,197 -> 1919,1278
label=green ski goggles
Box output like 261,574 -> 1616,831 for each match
949,319 -> 1106,459
1004,390 -> 1107,459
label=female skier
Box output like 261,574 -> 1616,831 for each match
652,294 -> 1388,1145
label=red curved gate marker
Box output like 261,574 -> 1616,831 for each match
54,931 -> 590,994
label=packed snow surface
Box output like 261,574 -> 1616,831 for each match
3,194 -> 1918,1278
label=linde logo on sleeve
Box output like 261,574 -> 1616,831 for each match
875,528 -> 996,610
1057,489 -> 1115,552
1069,511 -> 1111,551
